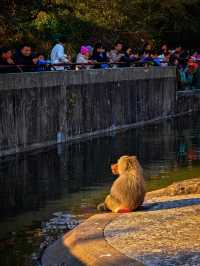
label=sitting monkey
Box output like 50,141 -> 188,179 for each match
97,155 -> 145,213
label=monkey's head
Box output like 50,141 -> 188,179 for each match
111,155 -> 140,175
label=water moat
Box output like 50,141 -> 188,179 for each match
1,112 -> 200,266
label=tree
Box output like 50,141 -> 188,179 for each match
0,0 -> 200,52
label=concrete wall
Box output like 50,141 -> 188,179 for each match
176,90 -> 200,114
0,67 -> 176,156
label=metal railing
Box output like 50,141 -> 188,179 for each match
0,61 -> 138,72
0,59 -> 172,73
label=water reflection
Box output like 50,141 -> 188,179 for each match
0,112 -> 200,266
1,113 -> 200,218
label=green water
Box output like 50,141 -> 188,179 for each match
0,112 -> 200,265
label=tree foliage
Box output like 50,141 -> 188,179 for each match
0,0 -> 200,53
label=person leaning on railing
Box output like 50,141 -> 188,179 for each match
108,41 -> 125,68
13,44 -> 35,72
119,48 -> 139,67
90,43 -> 109,69
0,47 -> 20,73
76,46 -> 94,70
50,36 -> 71,71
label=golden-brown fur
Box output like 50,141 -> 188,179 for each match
98,155 -> 145,212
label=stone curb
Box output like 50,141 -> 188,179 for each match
42,213 -> 144,266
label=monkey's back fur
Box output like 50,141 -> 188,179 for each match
98,155 -> 145,212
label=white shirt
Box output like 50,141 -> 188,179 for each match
50,43 -> 68,70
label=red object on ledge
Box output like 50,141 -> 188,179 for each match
116,208 -> 131,213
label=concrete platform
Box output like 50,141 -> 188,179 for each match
105,194 -> 200,266
42,178 -> 200,266
42,213 -> 143,266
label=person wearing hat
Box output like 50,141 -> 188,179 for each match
76,46 -> 93,70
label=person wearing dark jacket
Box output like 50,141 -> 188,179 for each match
91,43 -> 109,68
14,45 -> 34,71
120,48 -> 138,67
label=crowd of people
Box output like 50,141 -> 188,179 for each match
0,36 -> 200,89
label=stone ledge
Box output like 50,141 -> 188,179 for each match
105,194 -> 200,266
0,67 -> 176,91
42,178 -> 200,266
42,213 -> 143,266
146,177 -> 200,200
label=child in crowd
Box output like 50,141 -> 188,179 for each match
76,46 -> 93,69
33,53 -> 50,71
